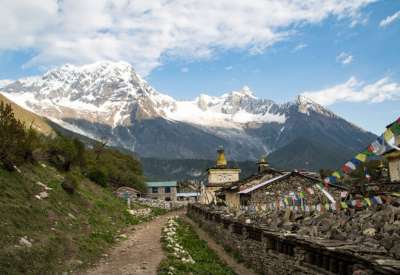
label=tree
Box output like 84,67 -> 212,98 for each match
0,102 -> 27,170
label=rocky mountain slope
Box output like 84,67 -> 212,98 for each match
0,93 -> 54,135
1,61 -> 376,162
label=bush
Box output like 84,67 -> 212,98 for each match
62,173 -> 79,194
87,168 -> 108,187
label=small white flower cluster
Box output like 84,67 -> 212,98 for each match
162,216 -> 195,267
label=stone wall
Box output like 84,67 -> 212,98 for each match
187,204 -> 399,275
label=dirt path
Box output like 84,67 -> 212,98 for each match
182,216 -> 256,275
83,211 -> 182,275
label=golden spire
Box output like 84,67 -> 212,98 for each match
216,147 -> 227,168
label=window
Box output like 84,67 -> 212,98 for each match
165,187 -> 171,193
165,197 -> 171,201
152,187 -> 158,193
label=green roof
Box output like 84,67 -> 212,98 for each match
146,181 -> 177,187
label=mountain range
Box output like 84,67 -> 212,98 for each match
0,61 -> 377,172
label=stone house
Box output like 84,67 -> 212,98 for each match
237,171 -> 347,212
146,181 -> 177,201
114,186 -> 142,200
217,157 -> 283,209
218,162 -> 348,212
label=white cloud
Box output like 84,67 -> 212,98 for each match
336,52 -> 353,65
292,43 -> 307,52
181,67 -> 189,73
380,10 -> 400,27
301,76 -> 400,106
0,80 -> 13,88
225,66 -> 233,71
0,0 -> 375,76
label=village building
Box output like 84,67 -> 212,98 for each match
146,181 -> 177,201
383,119 -> 400,182
199,147 -> 240,204
217,157 -> 347,212
217,156 -> 283,209
114,186 -> 142,200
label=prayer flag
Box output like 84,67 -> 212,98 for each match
343,161 -> 356,174
355,200 -> 363,208
364,198 -> 372,207
384,128 -> 394,142
355,153 -> 367,162
340,191 -> 348,198
368,136 -> 386,155
332,171 -> 342,179
306,187 -> 314,195
341,202 -> 348,209
351,158 -> 362,166
372,196 -> 383,205
390,121 -> 400,135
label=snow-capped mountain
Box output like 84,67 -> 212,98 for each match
0,61 -> 376,162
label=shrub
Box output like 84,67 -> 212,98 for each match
62,173 -> 79,194
87,168 -> 108,187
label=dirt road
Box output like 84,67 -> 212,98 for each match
83,211 -> 181,275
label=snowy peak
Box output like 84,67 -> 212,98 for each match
2,61 -> 346,131
294,95 -> 336,118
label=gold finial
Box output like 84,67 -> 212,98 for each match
258,155 -> 268,164
216,147 -> 227,167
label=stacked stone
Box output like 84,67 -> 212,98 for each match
212,197 -> 400,260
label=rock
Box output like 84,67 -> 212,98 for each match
390,243 -> 400,259
39,191 -> 49,199
363,228 -> 376,237
68,213 -> 76,219
19,237 -> 32,248
383,234 -> 400,251
328,228 -> 347,241
245,219 -> 251,224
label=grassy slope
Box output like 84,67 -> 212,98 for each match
0,93 -> 54,135
0,164 -> 153,275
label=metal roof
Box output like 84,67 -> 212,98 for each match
146,181 -> 177,187
177,192 -> 200,197
238,173 -> 291,194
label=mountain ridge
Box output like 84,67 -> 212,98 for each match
1,61 -> 377,162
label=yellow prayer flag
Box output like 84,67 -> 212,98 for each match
355,153 -> 367,162
332,171 -> 341,179
364,198 -> 372,207
340,202 -> 348,209
384,128 -> 394,142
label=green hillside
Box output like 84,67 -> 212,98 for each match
0,101 -> 161,274
0,164 -> 150,274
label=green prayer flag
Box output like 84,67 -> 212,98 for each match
390,122 -> 400,135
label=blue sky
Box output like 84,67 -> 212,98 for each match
0,0 -> 399,134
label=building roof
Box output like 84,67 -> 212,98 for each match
115,186 -> 141,193
177,192 -> 200,197
238,173 -> 291,194
146,181 -> 177,187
